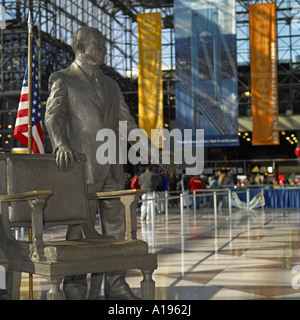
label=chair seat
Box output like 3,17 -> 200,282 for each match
43,239 -> 149,262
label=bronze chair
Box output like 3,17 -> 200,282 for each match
0,153 -> 157,300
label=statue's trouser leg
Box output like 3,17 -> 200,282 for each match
63,170 -> 129,300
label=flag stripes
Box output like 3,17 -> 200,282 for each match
14,45 -> 44,154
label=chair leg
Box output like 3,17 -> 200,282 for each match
88,273 -> 103,300
46,277 -> 63,300
6,269 -> 21,300
141,269 -> 155,300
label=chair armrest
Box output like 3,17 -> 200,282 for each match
94,189 -> 147,240
95,189 -> 148,199
0,190 -> 53,262
0,190 -> 53,203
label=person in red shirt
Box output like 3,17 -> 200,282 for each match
189,175 -> 204,209
130,174 -> 140,189
130,173 -> 141,210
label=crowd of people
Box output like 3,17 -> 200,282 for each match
124,167 -> 207,221
123,167 -> 300,221
207,170 -> 299,187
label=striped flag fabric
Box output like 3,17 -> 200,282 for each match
14,46 -> 44,154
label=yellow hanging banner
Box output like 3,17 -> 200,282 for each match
137,12 -> 163,148
249,3 -> 279,146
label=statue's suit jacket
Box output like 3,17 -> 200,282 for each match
45,62 -> 139,185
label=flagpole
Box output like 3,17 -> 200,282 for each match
27,11 -> 33,154
27,11 -> 34,301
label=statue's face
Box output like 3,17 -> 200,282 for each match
82,30 -> 106,67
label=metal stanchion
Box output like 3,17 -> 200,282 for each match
228,189 -> 232,221
246,189 -> 251,239
193,190 -> 196,215
164,191 -> 169,243
213,191 -> 218,254
213,191 -> 218,227
165,190 -> 168,219
228,189 -> 233,249
180,193 -> 184,235
246,188 -> 250,213
151,192 -> 156,248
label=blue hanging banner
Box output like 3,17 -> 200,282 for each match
174,0 -> 239,147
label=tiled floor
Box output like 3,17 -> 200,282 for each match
12,204 -> 300,300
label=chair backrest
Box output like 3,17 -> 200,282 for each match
0,153 -> 90,227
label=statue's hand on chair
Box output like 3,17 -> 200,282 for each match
56,144 -> 81,171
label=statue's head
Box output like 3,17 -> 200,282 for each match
71,27 -> 106,67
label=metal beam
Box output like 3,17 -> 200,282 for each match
108,0 -> 138,21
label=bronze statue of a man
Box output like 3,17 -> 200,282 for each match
45,26 -> 143,300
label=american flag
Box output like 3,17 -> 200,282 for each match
14,46 -> 44,154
